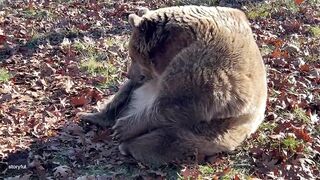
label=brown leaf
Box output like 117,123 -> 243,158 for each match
292,126 -> 312,142
28,1 -> 33,9
70,96 -> 90,107
87,89 -> 103,102
40,63 -> 56,77
222,167 -> 231,175
181,166 -> 200,179
271,48 -> 289,59
76,23 -> 92,31
273,39 -> 284,48
274,121 -> 292,133
295,0 -> 304,5
234,174 -> 240,180
0,35 -> 7,45
266,38 -> 284,48
283,19 -> 301,32
299,64 -> 310,72
282,50 -> 289,59
271,48 -> 282,58
295,144 -> 304,152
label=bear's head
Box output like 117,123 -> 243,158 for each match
127,7 -> 195,83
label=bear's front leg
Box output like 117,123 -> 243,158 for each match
79,80 -> 141,127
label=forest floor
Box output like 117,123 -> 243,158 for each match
0,0 -> 319,179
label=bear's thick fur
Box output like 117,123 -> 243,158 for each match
81,6 -> 267,166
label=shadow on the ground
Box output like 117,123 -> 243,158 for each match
0,24 -> 131,62
0,121 -> 182,179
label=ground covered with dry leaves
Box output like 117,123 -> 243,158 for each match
0,0 -> 319,179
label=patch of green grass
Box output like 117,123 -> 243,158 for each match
74,40 -> 96,56
309,26 -> 320,37
80,56 -> 118,88
282,136 -> 301,151
104,37 -> 117,47
256,122 -> 277,144
220,168 -> 249,180
293,108 -> 310,123
305,54 -> 320,63
284,0 -> 299,14
80,57 -> 105,75
101,65 -> 122,88
198,159 -> 251,179
246,0 -> 301,20
199,165 -> 215,176
76,38 -> 121,89
260,45 -> 274,57
308,0 -> 320,6
0,68 -> 10,83
246,3 -> 272,20
260,122 -> 277,132
22,8 -> 53,20
256,133 -> 268,144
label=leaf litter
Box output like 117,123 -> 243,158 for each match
0,0 -> 319,179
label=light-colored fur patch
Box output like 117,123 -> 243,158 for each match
247,104 -> 266,134
125,79 -> 159,116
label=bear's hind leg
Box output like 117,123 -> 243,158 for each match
119,128 -> 197,167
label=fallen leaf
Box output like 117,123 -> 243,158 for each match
299,64 -> 310,72
271,48 -> 282,58
292,126 -> 312,142
70,96 -> 90,107
234,174 -> 240,180
181,166 -> 200,179
0,35 -> 6,45
295,0 -> 304,5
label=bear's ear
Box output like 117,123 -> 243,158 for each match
129,14 -> 143,28
137,7 -> 149,17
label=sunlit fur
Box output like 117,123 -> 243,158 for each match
81,6 -> 267,166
